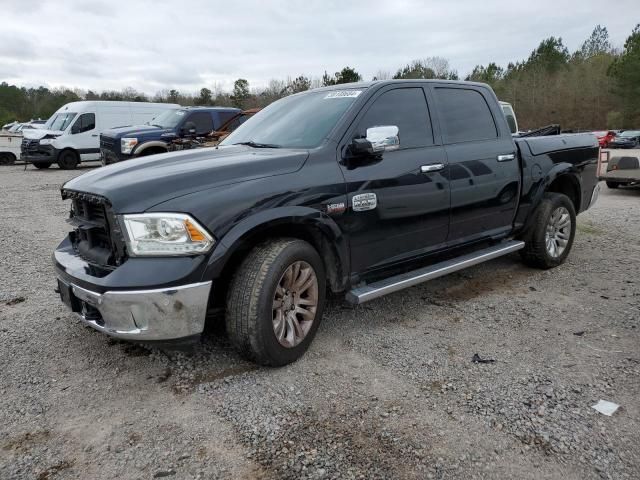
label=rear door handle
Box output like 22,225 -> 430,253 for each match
91,134 -> 98,137
497,153 -> 515,162
421,163 -> 445,173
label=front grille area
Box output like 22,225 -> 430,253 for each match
62,190 -> 126,269
21,137 -> 40,154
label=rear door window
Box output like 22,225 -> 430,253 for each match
434,88 -> 498,143
186,112 -> 214,134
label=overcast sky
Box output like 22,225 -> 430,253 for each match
1,0 -> 638,95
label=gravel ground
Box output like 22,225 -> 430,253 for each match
0,164 -> 638,480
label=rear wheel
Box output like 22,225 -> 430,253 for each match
0,153 -> 16,165
606,181 -> 619,189
34,162 -> 52,169
57,150 -> 79,170
226,238 -> 326,366
520,193 -> 576,269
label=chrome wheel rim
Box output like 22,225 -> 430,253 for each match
545,206 -> 571,258
272,261 -> 318,348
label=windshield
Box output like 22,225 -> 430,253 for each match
46,113 -> 77,131
220,89 -> 363,149
148,109 -> 187,129
620,131 -> 640,138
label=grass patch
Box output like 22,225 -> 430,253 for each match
576,221 -> 603,235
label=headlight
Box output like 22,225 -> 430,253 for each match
39,135 -> 58,145
121,137 -> 138,154
121,213 -> 215,256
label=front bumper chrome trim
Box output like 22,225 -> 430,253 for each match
62,280 -> 212,341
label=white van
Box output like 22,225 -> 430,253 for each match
21,101 -> 180,169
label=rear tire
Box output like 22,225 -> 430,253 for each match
226,238 -> 326,366
606,181 -> 619,189
520,193 -> 576,269
34,162 -> 52,169
0,153 -> 16,165
57,150 -> 79,170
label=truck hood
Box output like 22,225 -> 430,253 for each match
62,145 -> 309,213
101,124 -> 171,139
23,128 -> 64,140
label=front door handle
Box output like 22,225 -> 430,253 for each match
497,153 -> 515,162
421,163 -> 445,173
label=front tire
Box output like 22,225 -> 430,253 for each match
57,150 -> 79,170
520,193 -> 576,269
226,238 -> 326,366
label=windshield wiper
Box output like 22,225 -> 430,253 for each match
151,124 -> 164,128
234,141 -> 281,148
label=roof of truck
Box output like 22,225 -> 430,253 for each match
179,106 -> 241,111
311,79 -> 490,92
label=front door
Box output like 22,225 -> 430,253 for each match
337,86 -> 450,276
431,85 -> 520,242
69,112 -> 99,161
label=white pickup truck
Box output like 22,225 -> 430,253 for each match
0,131 -> 22,165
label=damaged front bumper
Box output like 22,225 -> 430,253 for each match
56,277 -> 212,342
54,237 -> 213,343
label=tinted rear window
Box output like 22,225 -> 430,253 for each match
434,88 -> 498,143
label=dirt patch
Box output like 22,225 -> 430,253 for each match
438,266 -> 531,302
5,296 -> 26,306
36,460 -> 74,480
2,430 -> 50,452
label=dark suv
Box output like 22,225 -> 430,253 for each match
99,106 -> 241,164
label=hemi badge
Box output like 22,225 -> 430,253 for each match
352,193 -> 377,212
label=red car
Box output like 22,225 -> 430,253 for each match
593,130 -> 616,148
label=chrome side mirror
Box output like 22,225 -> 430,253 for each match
366,125 -> 399,152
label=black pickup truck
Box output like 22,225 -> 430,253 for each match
54,80 -> 600,366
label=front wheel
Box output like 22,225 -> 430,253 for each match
520,193 -> 576,269
226,238 -> 326,366
57,150 -> 79,170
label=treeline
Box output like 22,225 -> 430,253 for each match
1,24 -> 639,130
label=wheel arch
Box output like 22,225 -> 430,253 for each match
518,167 -> 582,239
546,170 -> 581,213
134,141 -> 168,156
58,147 -> 79,160
204,208 -> 349,304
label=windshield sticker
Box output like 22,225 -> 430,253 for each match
175,111 -> 185,116
325,90 -> 362,99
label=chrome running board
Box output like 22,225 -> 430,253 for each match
346,240 -> 525,305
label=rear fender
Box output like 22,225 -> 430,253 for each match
519,164 -> 581,236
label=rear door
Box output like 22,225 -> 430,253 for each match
431,85 -> 520,243
182,111 -> 215,136
337,85 -> 450,275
